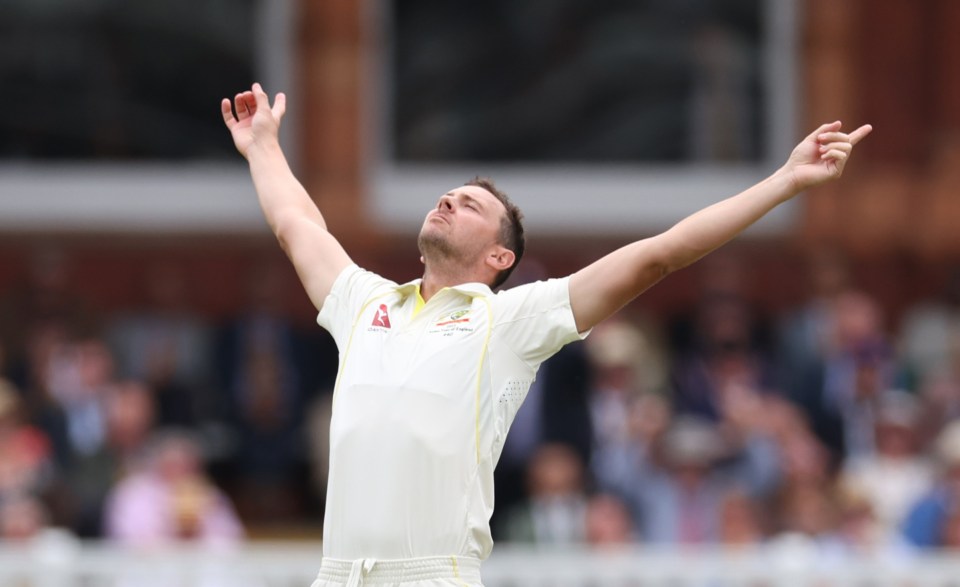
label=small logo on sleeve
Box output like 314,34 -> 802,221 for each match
371,304 -> 392,329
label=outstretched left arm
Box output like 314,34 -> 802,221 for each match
569,121 -> 873,333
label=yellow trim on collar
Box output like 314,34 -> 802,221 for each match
412,286 -> 426,318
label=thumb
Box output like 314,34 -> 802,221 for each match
272,92 -> 287,120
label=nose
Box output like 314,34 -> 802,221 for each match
438,195 -> 454,212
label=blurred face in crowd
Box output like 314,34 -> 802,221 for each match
154,437 -> 202,483
585,494 -> 633,546
718,490 -> 762,546
76,339 -> 113,386
947,464 -> 960,497
0,496 -> 47,541
527,444 -> 584,498
781,432 -> 830,485
833,291 -> 882,351
942,509 -> 960,548
781,484 -> 834,537
45,336 -> 115,402
105,381 -> 155,451
875,420 -> 917,458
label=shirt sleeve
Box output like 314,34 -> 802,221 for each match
492,276 -> 588,367
316,264 -> 396,349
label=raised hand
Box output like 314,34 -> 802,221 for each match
785,121 -> 873,192
221,83 -> 287,158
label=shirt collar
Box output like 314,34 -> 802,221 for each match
395,279 -> 493,299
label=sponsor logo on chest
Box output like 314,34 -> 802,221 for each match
367,303 -> 392,332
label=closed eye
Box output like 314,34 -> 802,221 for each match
461,195 -> 483,212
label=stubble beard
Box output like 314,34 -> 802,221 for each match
418,228 -> 457,265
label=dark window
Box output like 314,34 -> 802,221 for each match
0,1 -> 254,160
391,0 -> 764,163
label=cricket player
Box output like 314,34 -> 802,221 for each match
222,83 -> 871,586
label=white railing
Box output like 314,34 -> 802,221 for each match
3,535 -> 960,587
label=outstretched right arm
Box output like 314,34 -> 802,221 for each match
222,83 -> 352,310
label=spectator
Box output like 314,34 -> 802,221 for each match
584,493 -> 635,547
0,379 -> 54,500
0,247 -> 96,395
772,481 -> 836,549
61,380 -> 157,537
493,343 -> 593,540
45,335 -> 115,459
826,481 -> 914,558
941,508 -> 960,550
0,493 -> 53,542
839,390 -> 934,540
586,318 -> 667,454
717,488 -> 764,547
918,368 -> 960,448
591,391 -> 671,501
671,292 -> 777,422
18,321 -> 73,466
899,265 -> 960,389
502,443 -> 590,544
107,261 -> 214,427
772,407 -> 833,491
812,290 -> 896,459
216,261 -> 309,522
777,249 -> 852,403
104,430 -> 243,547
585,318 -> 672,509
902,419 -> 960,548
598,415 -> 779,544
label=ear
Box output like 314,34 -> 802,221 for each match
485,246 -> 515,273
420,255 -> 425,265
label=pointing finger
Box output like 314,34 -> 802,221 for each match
849,124 -> 874,145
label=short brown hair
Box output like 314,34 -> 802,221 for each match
465,177 -> 525,288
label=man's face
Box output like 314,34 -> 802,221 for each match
418,185 -> 507,264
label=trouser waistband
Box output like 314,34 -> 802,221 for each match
317,555 -> 481,585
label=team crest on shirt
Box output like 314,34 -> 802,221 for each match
428,309 -> 475,336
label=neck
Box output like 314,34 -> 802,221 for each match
420,261 -> 487,302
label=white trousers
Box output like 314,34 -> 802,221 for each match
311,556 -> 483,587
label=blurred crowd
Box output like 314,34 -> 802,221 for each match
4,245 -> 960,561
0,249 -> 338,547
491,251 -> 960,558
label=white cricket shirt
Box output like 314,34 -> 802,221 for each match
317,264 -> 586,561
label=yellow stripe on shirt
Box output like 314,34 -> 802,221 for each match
412,286 -> 426,318
474,298 -> 493,464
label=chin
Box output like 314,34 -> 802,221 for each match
418,229 -> 454,259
